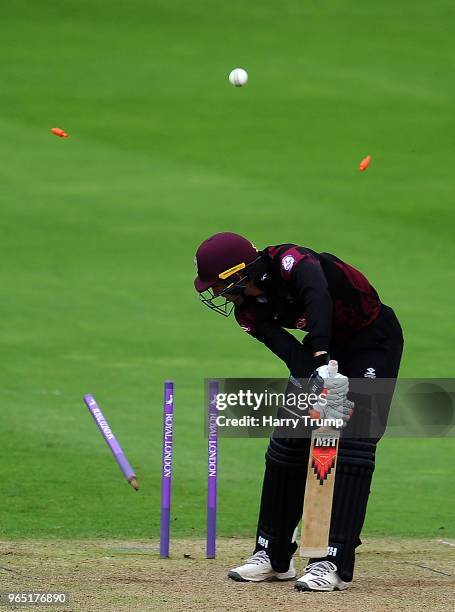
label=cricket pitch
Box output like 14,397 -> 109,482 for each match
0,538 -> 453,611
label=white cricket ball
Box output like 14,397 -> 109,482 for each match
229,68 -> 248,87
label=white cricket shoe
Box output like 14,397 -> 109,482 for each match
228,550 -> 296,582
294,561 -> 351,592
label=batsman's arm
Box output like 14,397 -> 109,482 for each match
235,308 -> 315,376
292,258 -> 333,354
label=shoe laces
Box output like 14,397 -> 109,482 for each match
245,550 -> 270,565
305,561 -> 337,577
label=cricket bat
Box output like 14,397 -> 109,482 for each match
300,359 -> 340,558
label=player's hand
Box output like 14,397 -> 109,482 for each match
307,365 -> 348,398
309,400 -> 351,423
308,366 -> 350,424
317,364 -> 349,397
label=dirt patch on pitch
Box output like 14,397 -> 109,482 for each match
0,538 -> 453,611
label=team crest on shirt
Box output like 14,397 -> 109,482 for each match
282,255 -> 295,271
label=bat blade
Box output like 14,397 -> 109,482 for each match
300,427 -> 340,557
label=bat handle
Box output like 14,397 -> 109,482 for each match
327,359 -> 338,378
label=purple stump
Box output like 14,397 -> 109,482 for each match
84,395 -> 138,491
160,380 -> 174,558
206,380 -> 219,558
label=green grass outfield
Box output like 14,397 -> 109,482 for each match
1,1 -> 454,541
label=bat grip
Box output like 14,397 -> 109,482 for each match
327,359 -> 338,378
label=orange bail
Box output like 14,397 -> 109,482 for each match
359,154 -> 372,172
51,127 -> 69,138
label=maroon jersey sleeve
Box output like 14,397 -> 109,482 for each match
234,306 -> 314,377
275,248 -> 332,353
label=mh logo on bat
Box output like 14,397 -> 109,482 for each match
315,436 -> 338,447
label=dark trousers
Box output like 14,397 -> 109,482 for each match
255,305 -> 404,581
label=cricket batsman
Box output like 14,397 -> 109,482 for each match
194,232 -> 404,592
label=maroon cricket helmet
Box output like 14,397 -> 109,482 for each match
194,232 -> 259,292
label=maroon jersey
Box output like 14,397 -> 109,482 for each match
234,244 -> 381,374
